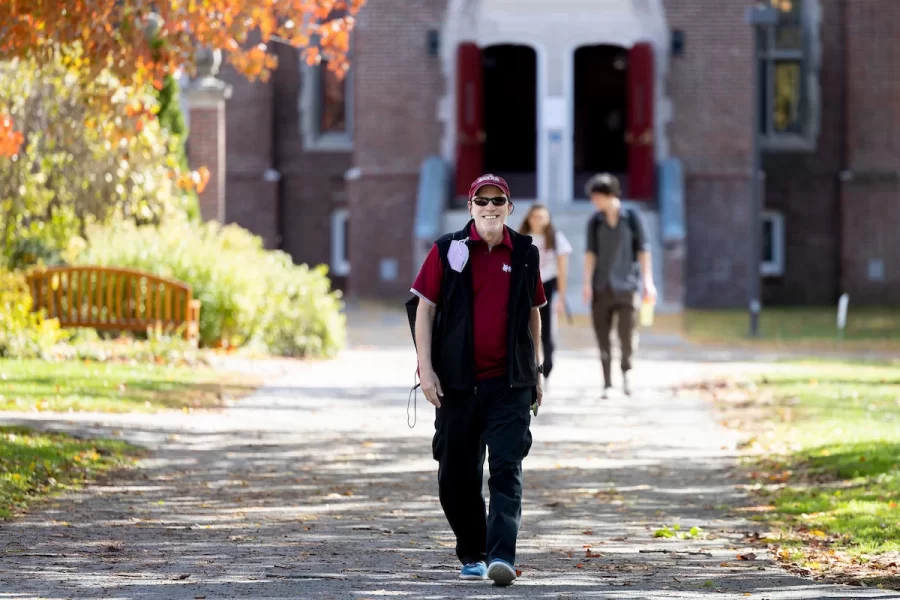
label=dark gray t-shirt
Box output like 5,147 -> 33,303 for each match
586,207 -> 650,293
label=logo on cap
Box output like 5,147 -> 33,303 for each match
469,173 -> 511,199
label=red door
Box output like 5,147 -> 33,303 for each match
455,42 -> 485,199
626,42 -> 655,201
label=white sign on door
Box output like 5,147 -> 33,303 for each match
543,96 -> 567,129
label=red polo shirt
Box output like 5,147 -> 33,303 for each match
411,224 -> 547,381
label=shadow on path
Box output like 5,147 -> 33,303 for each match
0,307 -> 893,599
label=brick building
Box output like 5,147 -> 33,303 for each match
189,0 -> 900,310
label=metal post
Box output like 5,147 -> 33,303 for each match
745,4 -> 779,338
749,24 -> 762,338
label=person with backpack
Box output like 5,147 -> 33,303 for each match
406,173 -> 546,586
581,173 -> 657,398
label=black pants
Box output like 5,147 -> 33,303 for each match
591,287 -> 638,387
539,277 -> 557,379
432,377 -> 533,566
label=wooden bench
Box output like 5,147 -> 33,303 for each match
25,266 -> 201,343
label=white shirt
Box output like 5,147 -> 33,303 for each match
531,231 -> 573,282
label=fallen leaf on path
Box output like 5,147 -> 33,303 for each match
809,530 -> 827,538
737,553 -> 757,561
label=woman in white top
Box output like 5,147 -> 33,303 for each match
518,204 -> 573,383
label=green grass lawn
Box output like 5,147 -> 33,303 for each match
569,306 -> 900,353
0,425 -> 141,519
0,359 -> 261,413
681,306 -> 900,348
720,361 -> 900,583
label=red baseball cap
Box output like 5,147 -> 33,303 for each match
468,173 -> 511,200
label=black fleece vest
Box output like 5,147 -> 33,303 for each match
406,221 -> 540,392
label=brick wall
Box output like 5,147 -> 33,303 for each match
845,0 -> 900,173
840,0 -> 900,304
683,177 -> 753,308
347,0 -> 448,299
663,0 -> 755,308
346,174 -> 420,297
270,43 -> 352,283
842,180 -> 900,304
220,61 -> 280,248
225,178 -> 280,249
763,175 -> 838,304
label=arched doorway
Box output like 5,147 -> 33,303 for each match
454,43 -> 538,201
572,44 -> 629,199
483,44 -> 538,198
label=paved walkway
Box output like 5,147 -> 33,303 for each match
0,307 -> 894,599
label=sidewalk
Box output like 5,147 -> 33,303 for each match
0,306 -> 894,599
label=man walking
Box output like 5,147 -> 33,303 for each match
407,173 -> 546,586
581,173 -> 657,398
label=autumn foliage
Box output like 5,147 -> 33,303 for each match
0,117 -> 24,157
0,0 -> 363,157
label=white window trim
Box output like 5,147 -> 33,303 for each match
760,210 -> 785,277
331,209 -> 351,276
299,56 -> 354,152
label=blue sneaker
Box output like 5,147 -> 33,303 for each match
459,561 -> 487,580
487,559 -> 517,586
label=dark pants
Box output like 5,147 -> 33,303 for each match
538,277 -> 557,379
432,377 -> 533,566
591,287 -> 638,387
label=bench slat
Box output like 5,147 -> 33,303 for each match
65,272 -> 74,325
95,270 -> 103,324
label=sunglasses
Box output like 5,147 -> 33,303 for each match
471,196 -> 509,207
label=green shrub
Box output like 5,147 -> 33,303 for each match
0,269 -> 68,358
251,251 -> 346,358
73,216 -> 346,358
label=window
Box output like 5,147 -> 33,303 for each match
319,62 -> 347,133
299,11 -> 353,151
758,0 -> 820,150
760,210 -> 785,277
331,209 -> 350,276
300,59 -> 353,151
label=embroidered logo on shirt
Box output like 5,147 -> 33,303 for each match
502,263 -> 512,273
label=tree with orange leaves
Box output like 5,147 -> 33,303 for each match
0,0 -> 363,157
